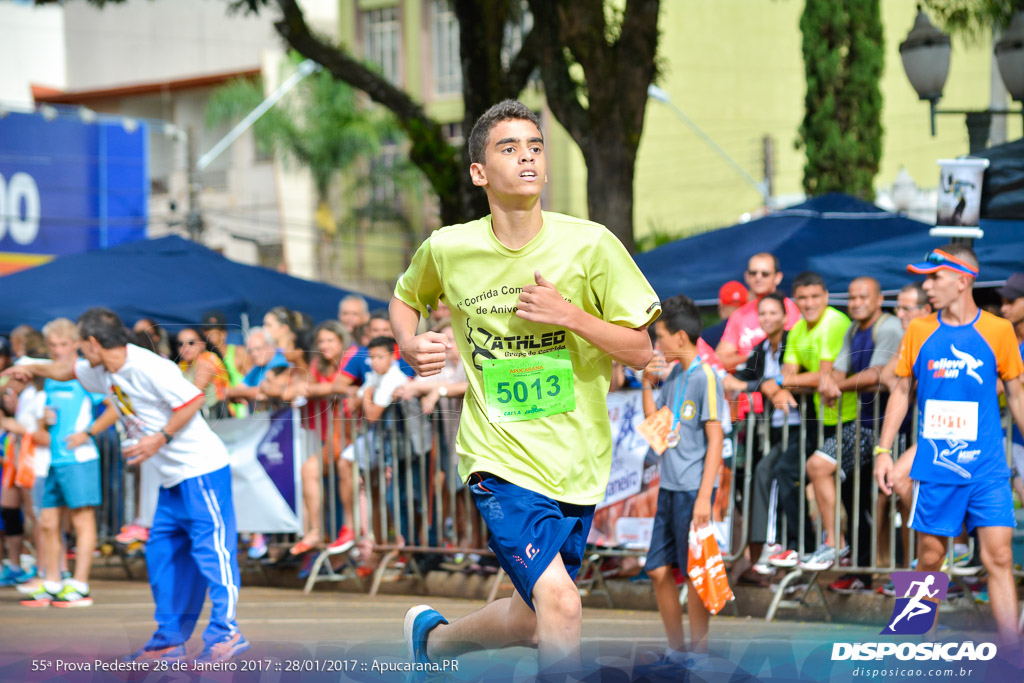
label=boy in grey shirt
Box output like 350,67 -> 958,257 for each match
641,294 -> 726,668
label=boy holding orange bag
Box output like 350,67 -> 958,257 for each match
641,294 -> 725,666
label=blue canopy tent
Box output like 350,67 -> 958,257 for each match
0,235 -> 387,335
634,193 -> 1023,304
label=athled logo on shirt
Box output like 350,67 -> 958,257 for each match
464,318 -> 567,370
831,571 -> 997,663
927,345 -> 984,384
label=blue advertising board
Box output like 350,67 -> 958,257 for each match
0,110 -> 147,271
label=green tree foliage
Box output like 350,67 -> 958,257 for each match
527,0 -> 661,254
205,63 -> 395,203
796,0 -> 884,200
923,0 -> 1023,39
39,0 -> 662,251
205,62 -> 420,279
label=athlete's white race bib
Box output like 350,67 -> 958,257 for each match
922,399 -> 978,441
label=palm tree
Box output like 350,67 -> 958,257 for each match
206,57 -> 413,280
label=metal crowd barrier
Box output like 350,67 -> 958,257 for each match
296,397 -> 503,598
722,388 -> 1019,623
80,383 -> 1020,624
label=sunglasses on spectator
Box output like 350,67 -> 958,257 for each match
179,339 -> 202,346
747,269 -> 774,278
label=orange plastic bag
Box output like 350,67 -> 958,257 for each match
14,435 -> 36,489
687,523 -> 734,615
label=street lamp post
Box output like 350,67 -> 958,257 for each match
899,7 -> 1024,152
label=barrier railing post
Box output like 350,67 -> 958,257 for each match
799,395 -> 809,557
833,393 -> 844,562
418,411 -> 430,548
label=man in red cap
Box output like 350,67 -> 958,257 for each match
875,245 -> 1024,644
701,281 -> 748,350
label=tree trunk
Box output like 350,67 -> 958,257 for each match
584,142 -> 638,253
528,0 -> 659,254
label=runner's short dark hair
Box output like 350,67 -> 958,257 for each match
78,307 -> 131,349
468,100 -> 542,166
658,294 -> 702,344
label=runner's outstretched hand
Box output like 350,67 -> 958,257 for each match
517,271 -> 571,325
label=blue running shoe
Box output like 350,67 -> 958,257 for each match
123,644 -> 187,663
0,564 -> 21,586
404,605 -> 448,665
195,633 -> 250,664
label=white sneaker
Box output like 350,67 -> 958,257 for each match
754,544 -> 782,575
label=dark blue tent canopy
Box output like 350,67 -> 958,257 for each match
0,235 -> 387,335
634,193 -> 1023,304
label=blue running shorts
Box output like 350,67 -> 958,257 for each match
909,477 -> 1015,536
468,472 -> 594,611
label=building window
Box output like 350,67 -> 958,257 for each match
364,7 -> 401,86
431,0 -> 461,96
442,121 -> 463,146
370,145 -> 400,205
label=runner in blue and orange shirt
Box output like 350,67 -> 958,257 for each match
875,244 -> 1024,644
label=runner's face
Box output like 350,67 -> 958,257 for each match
757,299 -> 786,337
922,270 -> 962,311
895,290 -> 926,330
45,334 -> 78,363
316,330 -> 343,364
368,346 -> 394,375
847,279 -> 881,324
472,119 -> 546,199
793,284 -> 827,325
745,255 -> 781,297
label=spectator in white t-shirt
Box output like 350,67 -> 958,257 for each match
5,308 -> 248,664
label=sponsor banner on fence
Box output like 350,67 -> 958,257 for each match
590,389 -> 661,547
210,407 -> 303,533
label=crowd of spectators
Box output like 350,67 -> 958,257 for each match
2,255 -> 1022,603
0,293 -> 472,590
638,250 -> 1024,602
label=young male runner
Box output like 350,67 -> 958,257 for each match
875,245 -> 1024,643
392,100 -> 660,675
4,308 -> 248,663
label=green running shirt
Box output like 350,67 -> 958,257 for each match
395,212 -> 660,504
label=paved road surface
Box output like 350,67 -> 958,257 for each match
0,579 -> 1001,682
